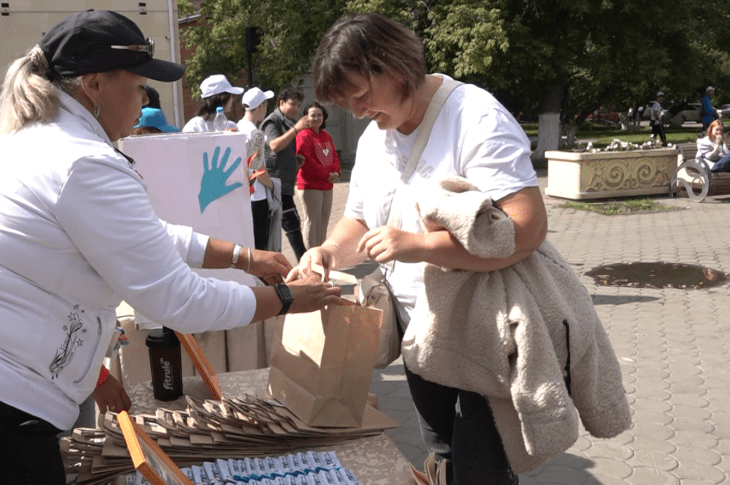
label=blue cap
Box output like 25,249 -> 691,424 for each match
134,107 -> 179,132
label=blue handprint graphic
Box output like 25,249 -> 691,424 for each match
198,146 -> 243,213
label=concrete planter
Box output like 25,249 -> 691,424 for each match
544,148 -> 679,200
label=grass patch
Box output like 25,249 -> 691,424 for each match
573,124 -> 699,148
521,122 -> 701,149
560,198 -> 682,216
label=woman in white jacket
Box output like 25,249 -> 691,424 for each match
697,120 -> 730,172
0,10 -> 340,483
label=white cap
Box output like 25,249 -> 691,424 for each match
242,87 -> 275,109
200,74 -> 244,98
707,86 -> 716,92
656,91 -> 664,97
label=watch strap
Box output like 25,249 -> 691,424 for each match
275,284 -> 293,315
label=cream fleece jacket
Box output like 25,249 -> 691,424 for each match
401,176 -> 632,473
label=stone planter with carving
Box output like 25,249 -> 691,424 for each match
544,148 -> 679,200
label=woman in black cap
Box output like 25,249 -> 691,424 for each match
0,10 -> 340,483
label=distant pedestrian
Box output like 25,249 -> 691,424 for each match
700,86 -> 719,135
238,87 -> 277,251
296,102 -> 341,249
183,74 -> 242,133
261,88 -> 309,260
650,91 -> 667,145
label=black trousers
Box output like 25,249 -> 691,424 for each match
281,194 -> 307,261
0,401 -> 66,485
404,367 -> 519,484
251,198 -> 270,251
651,120 -> 666,144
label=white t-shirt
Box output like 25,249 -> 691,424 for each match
650,101 -> 663,122
237,118 -> 267,202
183,115 -> 238,133
344,75 -> 537,325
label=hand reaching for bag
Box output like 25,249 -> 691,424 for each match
247,249 -> 293,286
286,272 -> 343,313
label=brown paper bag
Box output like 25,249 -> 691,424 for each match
268,302 -> 382,428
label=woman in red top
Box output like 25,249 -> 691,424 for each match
296,102 -> 341,248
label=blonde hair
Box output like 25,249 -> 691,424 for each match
0,45 -> 81,134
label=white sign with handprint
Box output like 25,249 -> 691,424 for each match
119,132 -> 255,292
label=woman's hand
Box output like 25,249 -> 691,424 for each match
327,172 -> 340,183
287,245 -> 339,283
357,226 -> 427,264
93,374 -> 132,414
247,249 -> 292,285
286,272 -> 343,313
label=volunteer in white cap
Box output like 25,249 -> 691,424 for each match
183,73 -> 244,132
238,87 -> 277,251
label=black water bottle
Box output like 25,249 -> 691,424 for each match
146,326 -> 183,401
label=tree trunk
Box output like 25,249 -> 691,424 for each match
531,83 -> 564,164
566,124 -> 579,147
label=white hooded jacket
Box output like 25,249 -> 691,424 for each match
0,91 -> 257,430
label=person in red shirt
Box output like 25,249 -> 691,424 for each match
295,102 -> 341,248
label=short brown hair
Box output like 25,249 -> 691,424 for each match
312,13 -> 427,105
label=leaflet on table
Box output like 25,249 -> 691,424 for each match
126,451 -> 361,485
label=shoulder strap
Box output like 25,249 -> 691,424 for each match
401,77 -> 463,183
379,78 -> 463,272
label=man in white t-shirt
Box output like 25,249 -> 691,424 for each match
238,88 -> 276,250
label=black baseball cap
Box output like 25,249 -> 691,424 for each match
40,9 -> 184,82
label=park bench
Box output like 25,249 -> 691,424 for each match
669,142 -> 730,202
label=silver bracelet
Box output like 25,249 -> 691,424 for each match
246,247 -> 252,273
323,241 -> 343,261
230,244 -> 243,268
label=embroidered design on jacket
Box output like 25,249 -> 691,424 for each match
49,305 -> 87,380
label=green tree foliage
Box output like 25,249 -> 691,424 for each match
181,0 -> 729,125
347,0 -> 728,157
179,0 -> 345,98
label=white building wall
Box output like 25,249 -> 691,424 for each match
0,0 -> 184,127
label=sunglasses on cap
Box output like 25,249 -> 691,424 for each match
110,37 -> 154,59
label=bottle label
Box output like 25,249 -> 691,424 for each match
161,357 -> 175,390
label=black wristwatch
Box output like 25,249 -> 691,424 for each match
274,284 -> 294,315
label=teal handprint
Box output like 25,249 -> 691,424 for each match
198,146 -> 243,213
